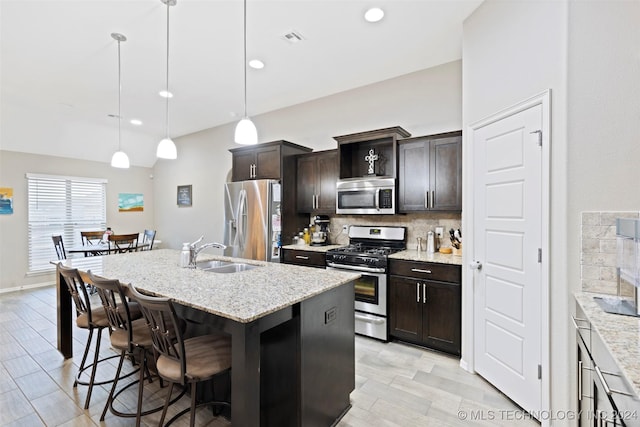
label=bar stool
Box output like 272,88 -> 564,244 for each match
128,283 -> 232,427
56,264 -> 119,409
87,272 -> 173,427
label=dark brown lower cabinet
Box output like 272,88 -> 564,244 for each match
389,260 -> 461,355
282,248 -> 326,269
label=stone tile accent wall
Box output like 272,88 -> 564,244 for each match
581,211 -> 639,295
319,212 -> 462,249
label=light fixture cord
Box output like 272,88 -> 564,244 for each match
243,0 -> 247,118
117,39 -> 122,151
165,1 -> 171,139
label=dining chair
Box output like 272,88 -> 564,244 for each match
81,230 -> 107,256
128,283 -> 232,427
87,272 -> 168,426
52,235 -> 66,260
108,233 -> 139,254
57,264 -> 119,409
141,229 -> 156,251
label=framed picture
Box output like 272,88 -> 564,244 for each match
118,193 -> 144,212
177,185 -> 192,207
0,187 -> 14,215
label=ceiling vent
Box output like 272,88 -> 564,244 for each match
282,30 -> 304,44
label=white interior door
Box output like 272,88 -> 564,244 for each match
472,102 -> 543,414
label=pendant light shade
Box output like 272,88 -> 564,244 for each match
111,150 -> 130,168
234,117 -> 258,145
156,137 -> 177,159
234,0 -> 258,145
157,0 -> 178,159
110,33 -> 130,169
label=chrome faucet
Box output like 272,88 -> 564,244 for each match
188,235 -> 226,268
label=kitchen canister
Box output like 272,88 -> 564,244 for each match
426,231 -> 436,253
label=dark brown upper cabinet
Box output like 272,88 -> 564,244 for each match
334,126 -> 411,179
230,140 -> 311,182
296,150 -> 338,214
398,131 -> 462,212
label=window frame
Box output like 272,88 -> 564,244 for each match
26,173 -> 107,273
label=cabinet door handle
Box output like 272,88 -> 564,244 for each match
430,191 -> 434,209
425,191 -> 429,209
578,360 -> 582,401
295,255 -> 309,260
416,283 -> 420,303
411,268 -> 432,274
423,283 -> 427,303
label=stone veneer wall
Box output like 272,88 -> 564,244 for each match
317,212 -> 462,249
581,211 -> 639,296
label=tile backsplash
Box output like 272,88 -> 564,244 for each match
581,211 -> 639,296
317,212 -> 462,248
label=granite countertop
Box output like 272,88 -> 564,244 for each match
60,249 -> 360,324
281,244 -> 343,253
282,244 -> 463,266
574,291 -> 640,397
389,250 -> 463,266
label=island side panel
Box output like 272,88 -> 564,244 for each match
56,267 -> 73,359
300,281 -> 356,425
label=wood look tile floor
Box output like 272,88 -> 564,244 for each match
0,286 -> 539,427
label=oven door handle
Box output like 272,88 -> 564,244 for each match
355,313 -> 385,325
327,262 -> 386,274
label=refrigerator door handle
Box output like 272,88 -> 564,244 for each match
227,219 -> 236,247
237,189 -> 247,251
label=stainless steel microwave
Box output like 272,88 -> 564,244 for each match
336,177 -> 396,215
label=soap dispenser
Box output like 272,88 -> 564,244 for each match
180,243 -> 190,267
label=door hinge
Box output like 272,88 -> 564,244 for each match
538,364 -> 542,380
538,248 -> 542,263
530,130 -> 542,147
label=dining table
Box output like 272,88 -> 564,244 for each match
54,249 -> 359,426
67,242 -> 149,256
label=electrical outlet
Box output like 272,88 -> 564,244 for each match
342,225 -> 349,233
435,227 -> 444,238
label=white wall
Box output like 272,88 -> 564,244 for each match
153,61 -> 463,251
462,0 -> 569,422
0,150 -> 155,291
567,3 -> 640,289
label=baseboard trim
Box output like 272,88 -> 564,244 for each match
0,281 -> 54,294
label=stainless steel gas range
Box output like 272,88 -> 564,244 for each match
326,225 -> 406,341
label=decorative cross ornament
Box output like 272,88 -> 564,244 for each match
365,149 -> 379,175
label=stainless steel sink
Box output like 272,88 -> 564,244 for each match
196,260 -> 260,273
196,260 -> 234,270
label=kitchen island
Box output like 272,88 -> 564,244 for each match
55,249 -> 360,426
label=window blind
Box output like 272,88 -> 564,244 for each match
27,174 -> 107,273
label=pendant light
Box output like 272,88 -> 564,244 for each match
110,33 -> 130,169
156,0 -> 178,159
234,0 -> 258,145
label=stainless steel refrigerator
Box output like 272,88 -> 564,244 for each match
223,180 -> 282,262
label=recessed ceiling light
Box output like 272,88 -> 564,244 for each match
159,90 -> 173,98
364,7 -> 384,23
130,119 -> 143,126
249,59 -> 264,69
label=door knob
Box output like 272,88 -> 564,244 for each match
469,261 -> 482,270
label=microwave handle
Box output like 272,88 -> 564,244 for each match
375,188 -> 380,211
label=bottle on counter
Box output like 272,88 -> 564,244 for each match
180,243 -> 191,267
303,228 -> 311,245
426,230 -> 436,253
